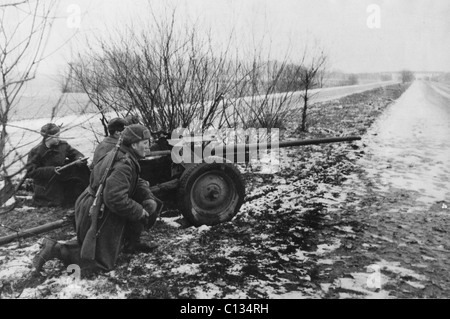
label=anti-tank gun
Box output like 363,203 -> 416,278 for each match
139,130 -> 361,227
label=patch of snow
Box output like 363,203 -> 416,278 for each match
377,259 -> 428,281
370,234 -> 394,243
320,283 -> 331,293
334,226 -> 354,233
405,281 -> 425,289
337,272 -> 392,299
421,255 -> 436,261
314,240 -> 342,255
161,217 -> 182,228
15,195 -> 33,200
195,225 -> 211,233
173,233 -> 195,244
223,290 -> 248,299
227,264 -> 243,275
317,259 -> 335,265
219,246 -> 243,258
0,256 -> 32,281
16,206 -> 34,212
19,276 -> 130,299
270,291 -> 309,299
0,244 -> 40,282
194,283 -> 222,299
293,249 -> 309,262
253,233 -> 269,240
171,263 -> 200,275
278,253 -> 290,261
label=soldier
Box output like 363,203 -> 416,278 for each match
91,118 -> 127,168
26,123 -> 90,207
33,124 -> 159,273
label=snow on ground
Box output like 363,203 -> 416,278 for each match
319,81 -> 450,298
360,81 -> 450,204
4,82 -> 432,299
0,243 -> 40,282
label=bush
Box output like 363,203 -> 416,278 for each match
347,74 -> 358,85
401,70 -> 415,83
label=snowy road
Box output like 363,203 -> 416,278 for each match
311,81 -> 399,104
329,80 -> 450,298
361,80 -> 450,205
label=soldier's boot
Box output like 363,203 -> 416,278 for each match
33,238 -> 62,273
123,219 -> 159,254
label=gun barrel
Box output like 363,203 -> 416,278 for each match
213,136 -> 362,155
145,136 -> 361,158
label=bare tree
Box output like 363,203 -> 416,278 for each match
57,65 -> 84,93
71,9 -> 244,136
71,6 -> 327,136
0,0 -> 57,206
227,56 -> 305,130
348,74 -> 358,85
400,70 -> 415,83
298,48 -> 327,132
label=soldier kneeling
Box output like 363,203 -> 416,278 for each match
33,124 -> 160,274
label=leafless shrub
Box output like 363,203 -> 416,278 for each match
0,0 -> 58,207
226,56 -> 305,129
297,48 -> 328,132
401,70 -> 415,83
347,74 -> 359,85
71,9 -> 245,134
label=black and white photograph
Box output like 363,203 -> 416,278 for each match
0,0 -> 449,302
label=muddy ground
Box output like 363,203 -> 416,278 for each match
2,81 -> 448,299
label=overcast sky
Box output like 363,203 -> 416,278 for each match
21,0 -> 450,74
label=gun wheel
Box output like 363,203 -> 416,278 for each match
177,162 -> 245,227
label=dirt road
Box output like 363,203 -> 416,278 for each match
324,80 -> 450,298
311,81 -> 399,104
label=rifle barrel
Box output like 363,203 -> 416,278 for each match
56,156 -> 89,173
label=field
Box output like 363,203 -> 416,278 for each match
1,83 -> 421,300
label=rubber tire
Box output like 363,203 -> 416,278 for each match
177,162 -> 245,227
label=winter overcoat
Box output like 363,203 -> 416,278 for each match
26,140 -> 86,206
75,145 -> 153,271
91,136 -> 119,169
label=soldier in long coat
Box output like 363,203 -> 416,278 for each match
33,124 -> 158,273
90,117 -> 127,169
26,123 -> 89,207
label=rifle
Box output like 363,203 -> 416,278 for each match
44,156 -> 89,190
80,136 -> 122,260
